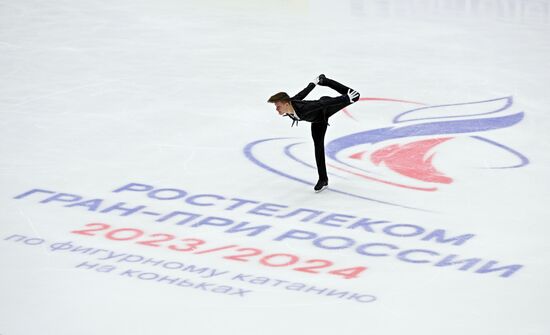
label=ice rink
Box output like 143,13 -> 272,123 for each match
1,0 -> 549,334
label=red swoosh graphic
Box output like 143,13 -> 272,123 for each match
371,137 -> 453,183
335,99 -> 452,191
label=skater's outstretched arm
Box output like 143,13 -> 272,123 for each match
291,82 -> 316,101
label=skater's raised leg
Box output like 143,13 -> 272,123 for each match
318,74 -> 360,118
318,74 -> 359,98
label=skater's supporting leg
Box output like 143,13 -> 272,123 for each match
311,122 -> 329,182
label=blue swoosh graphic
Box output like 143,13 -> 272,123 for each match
326,112 -> 524,162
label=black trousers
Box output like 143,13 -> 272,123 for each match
311,78 -> 359,182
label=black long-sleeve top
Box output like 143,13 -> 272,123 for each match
289,83 -> 349,124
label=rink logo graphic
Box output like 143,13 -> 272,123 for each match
245,96 -> 528,209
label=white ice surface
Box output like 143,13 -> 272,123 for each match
1,1 -> 550,334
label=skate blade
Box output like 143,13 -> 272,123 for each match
314,185 -> 328,193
